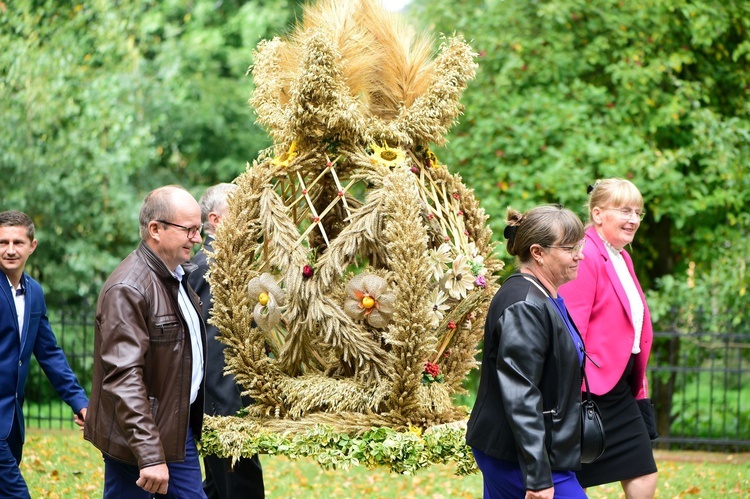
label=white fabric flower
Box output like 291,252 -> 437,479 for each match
466,242 -> 486,276
441,254 -> 475,299
343,273 -> 396,329
428,288 -> 450,328
247,273 -> 287,331
427,243 -> 453,281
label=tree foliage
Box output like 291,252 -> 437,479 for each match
412,0 -> 750,329
2,0 -> 749,328
0,0 -> 298,306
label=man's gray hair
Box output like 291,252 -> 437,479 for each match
199,183 -> 238,232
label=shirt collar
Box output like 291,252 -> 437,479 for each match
5,275 -> 25,296
172,265 -> 185,282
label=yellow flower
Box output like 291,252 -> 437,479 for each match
425,149 -> 440,168
247,273 -> 287,331
343,273 -> 396,329
369,142 -> 407,168
271,141 -> 298,168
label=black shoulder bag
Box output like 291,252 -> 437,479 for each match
580,362 -> 606,463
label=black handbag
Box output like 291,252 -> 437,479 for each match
580,366 -> 606,463
637,398 -> 659,440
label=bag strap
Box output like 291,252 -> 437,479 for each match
582,359 -> 593,403
514,272 -> 598,403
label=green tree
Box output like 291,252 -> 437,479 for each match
0,0 -> 298,306
412,0 -> 750,438
413,0 -> 750,318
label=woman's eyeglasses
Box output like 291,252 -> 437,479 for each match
544,239 -> 586,256
603,207 -> 646,221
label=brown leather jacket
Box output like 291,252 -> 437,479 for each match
84,241 -> 206,468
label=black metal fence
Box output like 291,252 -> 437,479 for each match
25,309 -> 750,452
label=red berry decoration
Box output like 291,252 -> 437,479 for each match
302,265 -> 314,279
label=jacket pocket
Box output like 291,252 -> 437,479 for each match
150,317 -> 180,344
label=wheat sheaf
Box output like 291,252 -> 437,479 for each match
202,0 -> 502,471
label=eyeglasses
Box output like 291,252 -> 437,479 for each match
603,207 -> 646,221
544,239 -> 586,256
156,220 -> 202,239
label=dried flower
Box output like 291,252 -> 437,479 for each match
369,142 -> 407,168
271,141 -> 298,168
441,254 -> 475,299
247,273 -> 287,331
474,275 -> 487,289
427,243 -> 452,282
426,149 -> 439,168
428,288 -> 450,328
343,274 -> 396,329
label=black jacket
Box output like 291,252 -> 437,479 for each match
188,237 -> 248,416
466,273 -> 583,491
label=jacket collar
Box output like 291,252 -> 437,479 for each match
136,240 -> 183,282
585,226 -> 634,323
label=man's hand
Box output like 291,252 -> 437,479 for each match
74,408 -> 87,429
136,463 -> 169,495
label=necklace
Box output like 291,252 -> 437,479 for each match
596,230 -> 622,253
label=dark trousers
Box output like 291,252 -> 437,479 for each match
103,430 -> 207,499
0,417 -> 30,499
203,454 -> 264,499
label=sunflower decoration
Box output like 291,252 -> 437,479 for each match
271,141 -> 298,168
369,142 -> 407,168
202,0 -> 504,475
425,149 -> 440,169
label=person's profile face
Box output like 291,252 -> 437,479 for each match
150,194 -> 202,270
541,237 -> 585,288
595,204 -> 641,250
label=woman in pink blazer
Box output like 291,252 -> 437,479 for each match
559,179 -> 657,498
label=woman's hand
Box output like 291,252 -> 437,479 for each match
526,486 -> 554,499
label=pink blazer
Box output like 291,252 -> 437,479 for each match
559,226 -> 652,398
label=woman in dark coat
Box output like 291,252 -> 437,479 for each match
467,205 -> 587,499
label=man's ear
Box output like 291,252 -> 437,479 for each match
208,212 -> 221,229
29,239 -> 38,254
148,221 -> 162,240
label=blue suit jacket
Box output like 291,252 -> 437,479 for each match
0,272 -> 88,447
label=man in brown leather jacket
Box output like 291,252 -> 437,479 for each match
84,185 -> 208,498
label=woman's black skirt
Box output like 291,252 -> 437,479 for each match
576,355 -> 657,488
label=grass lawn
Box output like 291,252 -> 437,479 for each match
22,429 -> 750,498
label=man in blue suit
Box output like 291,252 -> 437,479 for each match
0,210 -> 89,498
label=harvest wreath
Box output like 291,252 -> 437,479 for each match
200,0 -> 503,474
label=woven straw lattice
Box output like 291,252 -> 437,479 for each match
205,0 -> 503,439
